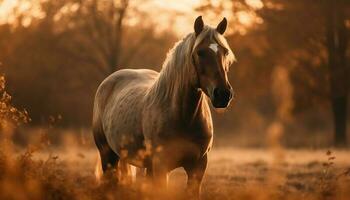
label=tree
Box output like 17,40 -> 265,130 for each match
57,0 -> 130,76
257,0 -> 350,146
325,0 -> 349,146
0,0 -> 177,126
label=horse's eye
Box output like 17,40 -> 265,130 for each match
197,49 -> 206,57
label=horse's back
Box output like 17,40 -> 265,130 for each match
93,69 -> 158,161
93,69 -> 157,119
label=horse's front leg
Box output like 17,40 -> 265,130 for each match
151,154 -> 169,190
184,154 -> 208,199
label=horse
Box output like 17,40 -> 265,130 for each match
92,16 -> 235,197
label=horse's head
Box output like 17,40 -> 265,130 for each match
192,16 -> 235,109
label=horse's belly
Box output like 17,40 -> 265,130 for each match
102,89 -> 149,166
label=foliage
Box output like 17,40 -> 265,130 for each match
0,74 -> 30,129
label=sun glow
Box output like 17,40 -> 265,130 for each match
0,0 -> 264,35
0,0 -> 17,23
0,0 -> 45,27
245,0 -> 264,10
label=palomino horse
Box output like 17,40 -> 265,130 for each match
92,16 -> 235,196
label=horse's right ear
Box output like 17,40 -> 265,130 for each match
194,16 -> 204,37
216,17 -> 227,35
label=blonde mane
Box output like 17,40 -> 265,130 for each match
147,26 -> 235,106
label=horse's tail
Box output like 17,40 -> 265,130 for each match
94,153 -> 103,183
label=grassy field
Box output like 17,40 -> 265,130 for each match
1,142 -> 349,200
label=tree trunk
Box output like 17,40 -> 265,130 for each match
325,0 -> 349,146
332,97 -> 347,146
106,0 -> 129,74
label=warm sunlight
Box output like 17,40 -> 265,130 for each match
0,0 -> 17,23
0,0 -> 44,26
245,0 -> 264,9
0,0 -> 349,200
0,0 -> 264,35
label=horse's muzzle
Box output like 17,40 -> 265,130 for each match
211,87 -> 233,108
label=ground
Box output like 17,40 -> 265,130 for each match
22,147 -> 350,200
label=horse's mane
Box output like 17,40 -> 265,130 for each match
147,26 -> 235,106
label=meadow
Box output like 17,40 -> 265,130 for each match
0,131 -> 349,200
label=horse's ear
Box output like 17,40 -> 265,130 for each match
194,16 -> 204,37
216,17 -> 227,35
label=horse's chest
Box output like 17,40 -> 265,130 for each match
143,100 -> 213,167
157,134 -> 211,170
182,131 -> 213,156
160,127 -> 213,166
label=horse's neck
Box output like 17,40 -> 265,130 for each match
150,64 -> 203,121
149,34 -> 205,121
172,84 -> 203,120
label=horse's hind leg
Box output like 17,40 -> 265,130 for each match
100,145 -> 120,173
93,123 -> 119,173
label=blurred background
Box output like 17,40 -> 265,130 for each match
0,0 -> 349,148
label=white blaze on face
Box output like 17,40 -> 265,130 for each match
209,43 -> 219,54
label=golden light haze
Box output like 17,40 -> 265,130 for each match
0,0 -> 350,199
0,0 -> 264,35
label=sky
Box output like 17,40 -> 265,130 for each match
0,0 -> 263,36
130,0 -> 203,35
0,0 -> 16,21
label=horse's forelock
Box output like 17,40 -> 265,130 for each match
213,31 -> 236,63
193,26 -> 212,52
193,27 -> 236,63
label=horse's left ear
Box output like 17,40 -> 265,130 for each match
216,17 -> 227,35
194,16 -> 204,37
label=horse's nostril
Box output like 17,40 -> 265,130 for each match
212,87 -> 232,108
213,88 -> 220,99
213,88 -> 231,100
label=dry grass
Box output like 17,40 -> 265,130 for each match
0,140 -> 349,200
